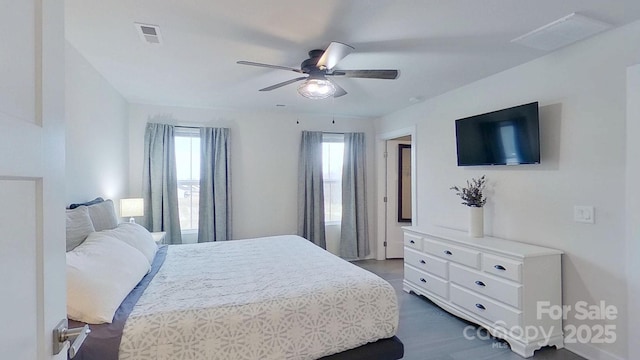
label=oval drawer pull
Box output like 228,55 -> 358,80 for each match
444,250 -> 453,256
419,259 -> 426,264
494,264 -> 506,271
420,278 -> 427,283
475,280 -> 486,287
475,303 -> 486,310
410,240 -> 415,244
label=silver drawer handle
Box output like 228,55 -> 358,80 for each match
475,280 -> 486,287
444,250 -> 453,256
475,303 -> 486,310
494,264 -> 506,271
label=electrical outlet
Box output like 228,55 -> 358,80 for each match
574,206 -> 595,224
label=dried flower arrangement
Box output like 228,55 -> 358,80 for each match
450,175 -> 487,207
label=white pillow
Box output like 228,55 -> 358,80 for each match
66,232 -> 150,324
66,207 -> 95,251
102,223 -> 158,266
87,199 -> 119,231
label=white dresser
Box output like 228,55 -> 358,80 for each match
402,226 -> 564,358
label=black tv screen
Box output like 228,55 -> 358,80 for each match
455,102 -> 540,166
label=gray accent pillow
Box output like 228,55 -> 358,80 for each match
66,206 -> 95,251
87,199 -> 119,231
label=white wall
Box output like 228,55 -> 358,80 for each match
626,64 -> 640,360
65,43 -> 130,206
128,104 -> 377,256
376,20 -> 640,360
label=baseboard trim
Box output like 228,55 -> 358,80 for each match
564,342 -> 624,360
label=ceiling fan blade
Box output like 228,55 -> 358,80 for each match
237,61 -> 303,73
259,77 -> 307,91
316,42 -> 354,70
328,79 -> 347,98
329,69 -> 399,79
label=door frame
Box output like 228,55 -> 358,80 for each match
376,126 -> 417,260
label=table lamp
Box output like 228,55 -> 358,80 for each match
120,198 -> 144,223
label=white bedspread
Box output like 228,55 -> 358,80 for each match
118,235 -> 399,360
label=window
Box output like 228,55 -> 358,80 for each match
174,129 -> 200,230
322,133 -> 344,223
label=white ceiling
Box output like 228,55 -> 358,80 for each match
65,0 -> 640,118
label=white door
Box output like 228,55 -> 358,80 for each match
385,139 -> 412,258
0,1 -> 67,359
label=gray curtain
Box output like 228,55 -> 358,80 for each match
340,132 -> 369,259
297,131 -> 326,249
142,123 -> 182,244
198,127 -> 231,242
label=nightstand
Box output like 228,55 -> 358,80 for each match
151,231 -> 166,244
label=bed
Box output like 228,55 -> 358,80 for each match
65,200 -> 403,360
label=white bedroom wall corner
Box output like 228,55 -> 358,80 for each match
377,19 -> 640,359
625,64 -> 640,360
65,43 -> 130,205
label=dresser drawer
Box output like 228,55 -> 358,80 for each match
449,264 -> 521,309
450,284 -> 522,330
482,254 -> 522,283
404,248 -> 448,279
405,265 -> 448,299
404,233 -> 422,251
423,239 -> 480,268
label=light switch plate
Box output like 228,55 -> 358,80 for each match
574,206 -> 595,224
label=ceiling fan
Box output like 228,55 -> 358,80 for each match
237,41 -> 399,99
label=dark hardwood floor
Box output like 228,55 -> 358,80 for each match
352,259 -> 584,360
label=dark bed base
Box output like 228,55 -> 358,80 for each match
319,336 -> 404,360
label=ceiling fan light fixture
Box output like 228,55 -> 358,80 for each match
297,78 -> 336,99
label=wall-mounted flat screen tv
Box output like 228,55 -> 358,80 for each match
455,102 -> 540,166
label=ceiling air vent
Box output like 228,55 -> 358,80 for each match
135,23 -> 163,45
511,13 -> 611,51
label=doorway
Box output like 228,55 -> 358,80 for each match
375,126 -> 416,260
385,136 -> 413,259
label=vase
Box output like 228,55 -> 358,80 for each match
469,206 -> 484,237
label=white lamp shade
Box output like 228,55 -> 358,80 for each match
120,198 -> 144,218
